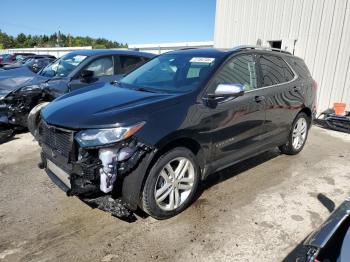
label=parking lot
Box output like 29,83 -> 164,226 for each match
0,126 -> 348,262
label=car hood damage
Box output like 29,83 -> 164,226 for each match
0,66 -> 47,97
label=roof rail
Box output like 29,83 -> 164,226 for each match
232,45 -> 292,55
160,47 -> 198,55
176,47 -> 199,51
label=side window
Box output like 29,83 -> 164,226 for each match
214,55 -> 257,91
85,56 -> 114,77
259,55 -> 294,87
286,57 -> 311,79
119,56 -> 144,74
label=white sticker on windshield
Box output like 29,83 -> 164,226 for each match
74,55 -> 87,63
190,57 -> 215,64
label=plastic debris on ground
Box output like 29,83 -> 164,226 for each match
83,195 -> 137,222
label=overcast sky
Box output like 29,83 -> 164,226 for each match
0,0 -> 216,44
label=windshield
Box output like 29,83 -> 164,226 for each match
120,54 -> 220,93
14,55 -> 27,62
39,53 -> 87,77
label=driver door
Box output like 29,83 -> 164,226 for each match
68,56 -> 116,91
207,53 -> 267,170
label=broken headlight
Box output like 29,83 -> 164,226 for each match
75,122 -> 145,147
18,84 -> 41,92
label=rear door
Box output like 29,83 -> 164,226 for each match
257,54 -> 303,145
207,53 -> 267,169
115,55 -> 149,78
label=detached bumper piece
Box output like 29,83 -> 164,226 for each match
320,109 -> 350,133
325,114 -> 350,133
83,196 -> 136,222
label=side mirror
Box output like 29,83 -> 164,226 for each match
80,70 -> 94,82
44,69 -> 56,77
208,83 -> 245,99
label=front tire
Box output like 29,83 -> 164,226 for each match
279,112 -> 310,155
142,147 -> 200,219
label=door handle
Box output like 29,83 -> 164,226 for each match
254,95 -> 265,103
293,86 -> 301,92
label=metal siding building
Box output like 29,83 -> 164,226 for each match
214,0 -> 350,113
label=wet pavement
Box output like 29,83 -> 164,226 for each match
0,126 -> 349,262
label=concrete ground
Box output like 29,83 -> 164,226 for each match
0,126 -> 349,262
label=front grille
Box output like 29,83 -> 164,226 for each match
39,122 -> 74,159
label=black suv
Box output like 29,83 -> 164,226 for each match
0,49 -> 154,140
37,46 -> 317,219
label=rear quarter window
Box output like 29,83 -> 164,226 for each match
259,55 -> 295,87
285,57 -> 311,79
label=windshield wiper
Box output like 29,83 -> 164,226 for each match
112,82 -> 164,93
134,87 -> 158,93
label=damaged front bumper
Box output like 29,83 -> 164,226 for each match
0,101 -> 14,142
38,122 -> 152,219
0,100 -> 9,124
0,96 -> 31,129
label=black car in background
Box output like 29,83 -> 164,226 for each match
37,46 -> 317,219
0,49 -> 154,139
23,56 -> 56,73
0,54 -> 12,67
298,197 -> 350,262
0,52 -> 35,67
1,55 -> 56,72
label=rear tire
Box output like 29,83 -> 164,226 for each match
142,147 -> 200,220
27,102 -> 49,140
279,112 -> 310,155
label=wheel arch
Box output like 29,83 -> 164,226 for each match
298,106 -> 313,125
144,135 -> 205,188
121,134 -> 205,211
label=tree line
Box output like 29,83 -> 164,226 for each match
0,30 -> 127,49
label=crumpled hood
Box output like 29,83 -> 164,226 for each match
42,83 -> 180,129
0,66 -> 47,97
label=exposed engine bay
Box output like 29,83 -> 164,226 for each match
67,139 -> 151,197
2,88 -> 45,128
0,88 -> 49,144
